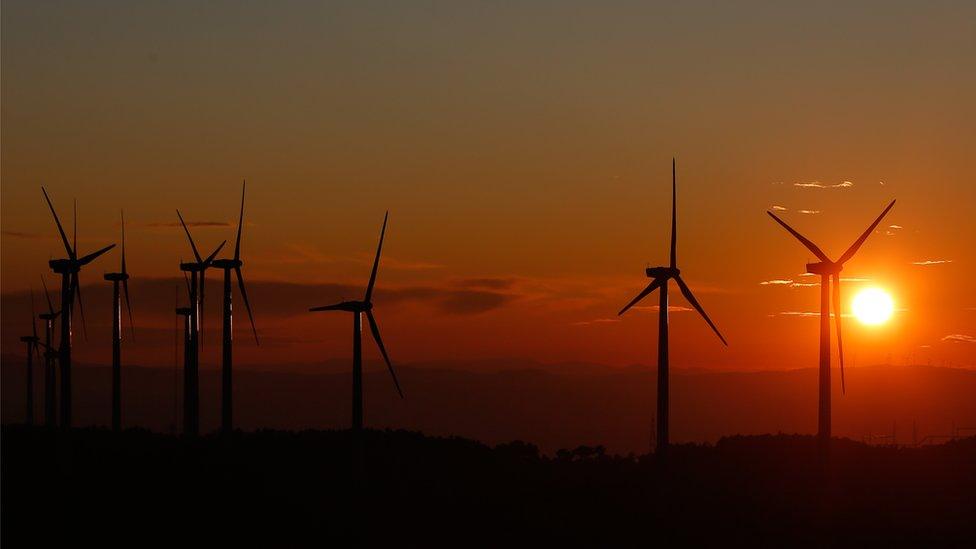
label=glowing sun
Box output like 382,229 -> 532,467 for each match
851,288 -> 895,325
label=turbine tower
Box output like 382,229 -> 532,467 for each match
19,290 -> 42,426
39,277 -> 60,427
618,160 -> 728,453
309,212 -> 403,431
767,199 -> 895,442
103,211 -> 135,432
176,212 -> 225,436
42,188 -> 115,428
211,182 -> 259,434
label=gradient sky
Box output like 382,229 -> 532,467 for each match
3,1 -> 974,373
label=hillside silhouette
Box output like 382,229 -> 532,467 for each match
2,356 -> 974,453
2,426 -> 974,546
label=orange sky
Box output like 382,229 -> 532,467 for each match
2,1 -> 974,372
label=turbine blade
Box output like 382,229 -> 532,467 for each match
41,187 -> 75,259
183,271 -> 191,298
235,266 -> 259,345
203,240 -> 227,267
120,210 -> 127,275
78,244 -> 115,266
235,180 -> 245,261
123,277 -> 135,342
41,276 -> 56,315
309,302 -> 346,312
674,275 -> 728,346
72,272 -> 88,341
73,199 -> 77,260
176,210 -> 203,263
364,211 -> 388,303
766,211 -> 831,263
833,273 -> 845,395
366,310 -> 403,398
837,199 -> 896,265
618,278 -> 664,316
670,158 -> 677,269
31,288 -> 38,339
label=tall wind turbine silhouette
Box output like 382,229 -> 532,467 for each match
309,212 -> 403,431
39,277 -> 60,427
176,213 -> 226,436
19,290 -> 42,426
618,160 -> 728,453
767,199 -> 895,442
42,188 -> 115,428
103,211 -> 135,432
211,182 -> 259,434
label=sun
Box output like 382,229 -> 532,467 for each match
851,287 -> 895,325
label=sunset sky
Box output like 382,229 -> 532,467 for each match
2,1 -> 974,373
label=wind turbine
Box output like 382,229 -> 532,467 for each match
767,199 -> 896,442
211,182 -> 259,434
309,212 -> 403,431
19,290 -> 43,426
618,159 -> 728,453
41,188 -> 115,428
176,213 -> 225,436
103,211 -> 135,432
39,277 -> 60,427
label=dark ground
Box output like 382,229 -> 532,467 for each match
2,426 -> 974,547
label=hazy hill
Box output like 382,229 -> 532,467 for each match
3,355 -> 974,453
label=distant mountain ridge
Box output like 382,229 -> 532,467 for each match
3,354 -> 974,453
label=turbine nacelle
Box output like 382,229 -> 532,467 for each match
179,262 -> 207,273
646,266 -> 680,280
310,300 -> 371,313
805,261 -> 842,276
48,259 -> 80,274
103,272 -> 130,282
211,258 -> 242,270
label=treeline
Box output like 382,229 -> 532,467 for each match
2,426 -> 974,545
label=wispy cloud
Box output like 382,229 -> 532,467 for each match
775,311 -> 853,318
1,230 -> 44,239
911,260 -> 952,266
759,278 -> 822,288
632,305 -> 694,313
771,205 -> 788,211
573,318 -> 621,326
941,334 -> 976,344
797,210 -> 821,215
759,279 -> 794,286
840,277 -> 871,282
793,181 -> 854,189
889,224 -> 903,229
147,221 -> 231,228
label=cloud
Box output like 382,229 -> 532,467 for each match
889,225 -> 903,229
776,311 -> 852,318
840,277 -> 871,282
759,278 -> 822,288
454,278 -> 518,290
277,243 -> 442,271
797,210 -> 821,215
631,305 -> 694,313
941,334 -> 976,344
793,181 -> 854,189
771,205 -> 788,211
147,221 -> 231,228
911,260 -> 952,266
572,318 -> 621,326
1,230 -> 44,239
